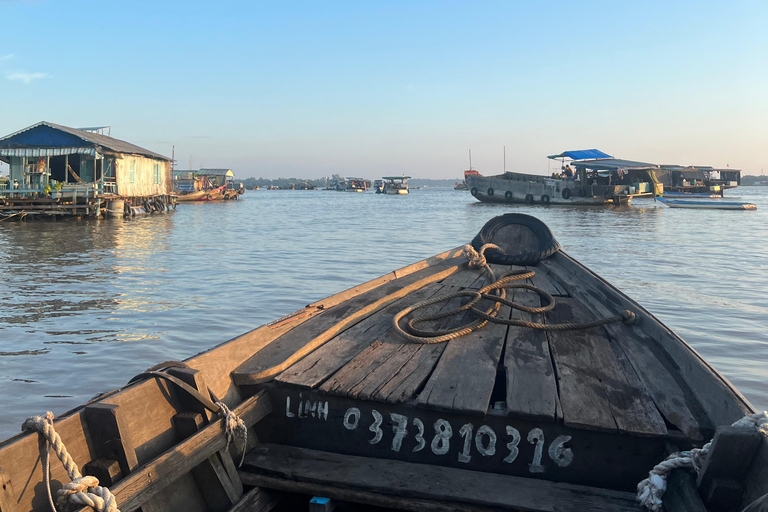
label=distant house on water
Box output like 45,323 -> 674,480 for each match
0,121 -> 172,217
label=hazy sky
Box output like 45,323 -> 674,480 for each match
1,1 -> 766,179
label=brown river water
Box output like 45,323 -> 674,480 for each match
1,187 -> 767,438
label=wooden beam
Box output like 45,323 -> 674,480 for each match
696,426 -> 762,511
239,444 -> 640,512
663,469 -> 708,512
75,392 -> 272,512
227,487 -> 282,512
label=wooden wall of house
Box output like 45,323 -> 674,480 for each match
115,155 -> 171,196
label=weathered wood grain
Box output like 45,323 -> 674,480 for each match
239,444 -> 642,512
504,290 -> 558,421
741,436 -> 768,510
277,283 -> 447,389
233,258 -> 466,385
191,246 -> 465,401
228,486 -> 282,512
415,288 -> 510,415
75,392 -> 272,512
538,252 -> 752,437
537,254 -> 725,440
546,298 -> 667,436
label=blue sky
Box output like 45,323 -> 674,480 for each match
1,0 -> 766,178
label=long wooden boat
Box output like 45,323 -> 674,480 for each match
176,185 -> 226,202
1,214 -> 765,512
659,197 -> 757,210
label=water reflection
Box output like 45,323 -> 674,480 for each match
0,188 -> 766,437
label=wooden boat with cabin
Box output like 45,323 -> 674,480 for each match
0,213 -> 765,512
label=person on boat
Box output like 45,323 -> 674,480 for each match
563,165 -> 574,179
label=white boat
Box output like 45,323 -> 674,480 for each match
381,175 -> 410,195
658,197 -> 757,210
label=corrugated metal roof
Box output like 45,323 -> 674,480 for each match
197,168 -> 234,176
0,147 -> 96,158
0,122 -> 170,161
571,158 -> 659,170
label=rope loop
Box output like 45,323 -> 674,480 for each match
637,411 -> 768,510
22,411 -> 120,512
394,244 -> 638,344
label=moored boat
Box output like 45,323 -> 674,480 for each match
658,197 -> 757,210
1,214 -> 765,512
381,175 -> 410,195
468,150 -> 659,206
176,184 -> 226,202
344,178 -> 368,192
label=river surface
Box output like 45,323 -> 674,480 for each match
1,187 -> 767,437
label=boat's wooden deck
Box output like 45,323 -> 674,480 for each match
235,258 -> 682,437
232,240 -> 752,491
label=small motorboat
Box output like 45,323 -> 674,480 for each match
659,197 -> 757,210
1,214 -> 765,512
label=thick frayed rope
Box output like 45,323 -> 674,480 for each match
216,401 -> 248,467
637,411 -> 768,511
22,411 -> 120,512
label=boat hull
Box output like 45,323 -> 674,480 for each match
467,175 -> 629,205
660,198 -> 757,210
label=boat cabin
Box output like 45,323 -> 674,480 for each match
381,175 -> 411,195
345,178 -> 368,192
549,150 -> 661,198
655,165 -> 741,195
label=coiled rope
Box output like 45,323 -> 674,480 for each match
637,411 -> 768,511
22,412 -> 119,512
393,243 -> 636,344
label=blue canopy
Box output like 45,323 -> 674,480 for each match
548,149 -> 612,161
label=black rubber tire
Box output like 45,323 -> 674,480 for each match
541,194 -> 550,204
471,213 -> 561,266
504,190 -> 513,202
524,194 -> 534,204
561,188 -> 571,199
470,187 -> 478,196
487,188 -> 494,197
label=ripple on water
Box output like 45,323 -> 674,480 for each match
0,187 -> 767,436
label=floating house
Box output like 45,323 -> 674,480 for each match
198,168 -> 235,188
0,121 -> 172,218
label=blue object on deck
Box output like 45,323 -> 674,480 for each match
547,149 -> 613,160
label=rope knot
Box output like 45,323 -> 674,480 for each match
620,310 -> 637,325
216,401 -> 248,467
58,475 -> 100,497
462,244 -> 485,268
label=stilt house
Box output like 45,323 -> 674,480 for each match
0,122 -> 171,216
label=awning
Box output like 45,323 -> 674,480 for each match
0,147 -> 97,158
548,149 -> 612,160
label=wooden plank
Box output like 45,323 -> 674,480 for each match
318,280 -> 491,405
504,289 -> 558,421
546,298 -> 667,436
526,266 -> 568,297
83,403 -> 140,478
75,392 -> 273,512
228,487 -> 282,512
538,252 -> 752,437
546,298 -> 617,432
414,288 -> 510,415
239,444 -> 642,512
742,437 -> 768,510
233,257 -> 466,385
663,469 -> 708,512
190,246 -> 464,401
277,282 -> 447,389
696,426 -> 762,511
0,467 -> 18,512
168,368 -> 244,507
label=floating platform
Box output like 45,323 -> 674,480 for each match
0,214 -> 764,512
